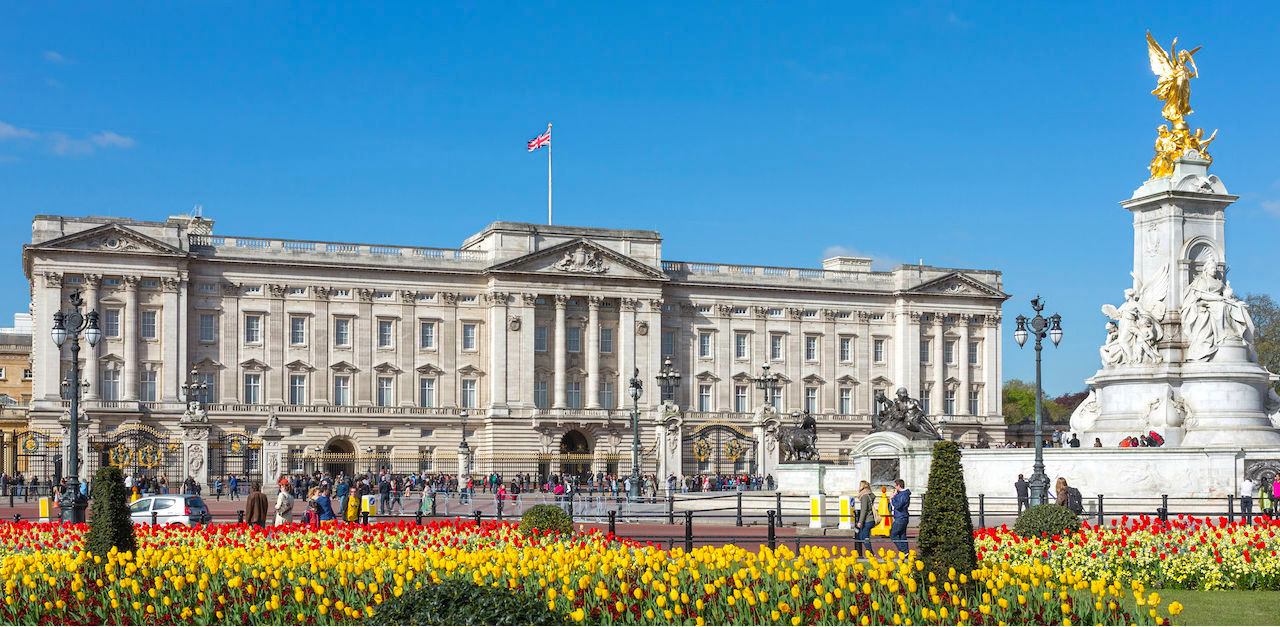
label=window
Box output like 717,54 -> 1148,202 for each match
0,367 -> 5,379
661,331 -> 675,358
698,332 -> 711,358
945,340 -> 956,365
600,381 -> 614,409
566,381 -> 581,408
599,328 -> 613,354
734,332 -> 748,359
566,327 -> 580,353
805,387 -> 817,413
243,373 -> 261,404
378,320 -> 393,348
290,316 -> 306,345
334,318 -> 351,347
289,427 -> 303,436
104,309 -> 120,337
377,428 -> 391,437
462,324 -> 477,351
534,327 -> 548,352
376,376 -> 393,407
770,334 -> 783,360
418,378 -> 436,407
140,311 -> 157,339
419,429 -> 434,438
333,375 -> 351,406
244,315 -> 262,344
22,368 -> 32,380
698,384 -> 711,412
839,337 -> 852,362
100,370 -> 120,401
734,385 -> 748,412
195,373 -> 215,404
873,339 -> 885,363
944,389 -> 956,415
968,341 -> 980,365
771,390 -> 782,411
419,321 -> 435,349
140,370 -> 157,402
839,388 -> 852,414
199,314 -> 217,343
533,381 -> 548,408
969,389 -> 980,415
289,375 -> 306,405
460,379 -> 477,408
919,339 -> 931,364
805,336 -> 818,361
920,390 -> 931,414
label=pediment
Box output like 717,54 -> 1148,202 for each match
731,371 -> 753,383
239,358 -> 269,371
457,364 -> 486,377
488,238 -> 668,281
193,357 -> 224,370
32,223 -> 186,257
373,362 -> 402,375
416,363 -> 444,376
870,375 -> 894,387
836,375 -> 860,386
330,361 -> 359,373
694,370 -> 720,382
99,352 -> 125,365
802,373 -> 826,385
909,272 -> 1008,299
285,360 -> 315,372
772,372 -> 791,384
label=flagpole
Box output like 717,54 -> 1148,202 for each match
547,123 -> 553,225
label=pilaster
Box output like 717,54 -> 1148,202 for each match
553,294 -> 568,409
618,298 -> 637,401
488,291 -> 509,409
122,276 -> 140,400
933,313 -> 945,413
82,275 -> 102,400
958,316 -> 972,415
586,296 -> 601,408
160,277 -> 182,401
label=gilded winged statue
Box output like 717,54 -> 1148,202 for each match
1145,32 -> 1216,179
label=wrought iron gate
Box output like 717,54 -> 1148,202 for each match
90,425 -> 182,483
209,432 -> 260,490
10,430 -> 59,485
682,423 -> 756,477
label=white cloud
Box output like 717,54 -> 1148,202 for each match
1262,200 -> 1280,217
821,245 -> 902,271
43,50 -> 70,64
0,121 -> 38,141
49,132 -> 95,156
91,131 -> 135,149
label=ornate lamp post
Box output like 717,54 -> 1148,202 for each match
50,290 -> 101,523
181,364 -> 207,405
752,362 -> 781,408
627,368 -> 644,500
1013,296 -> 1063,506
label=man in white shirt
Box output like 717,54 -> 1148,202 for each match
1240,477 -> 1256,518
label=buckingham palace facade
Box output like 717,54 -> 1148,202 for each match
22,214 -> 1007,487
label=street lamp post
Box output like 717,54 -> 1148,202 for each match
752,362 -> 781,409
1013,296 -> 1063,506
627,369 -> 643,500
50,290 -> 101,523
180,364 -> 207,405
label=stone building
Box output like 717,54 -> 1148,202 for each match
0,317 -> 35,476
23,214 -> 1007,488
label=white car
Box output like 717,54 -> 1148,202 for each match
128,494 -> 210,526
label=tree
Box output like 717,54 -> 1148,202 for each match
918,441 -> 977,578
1245,293 -> 1279,391
84,466 -> 136,557
1001,380 -> 1065,425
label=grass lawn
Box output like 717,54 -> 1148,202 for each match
1167,590 -> 1280,626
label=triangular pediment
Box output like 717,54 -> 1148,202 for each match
32,223 -> 186,257
330,361 -> 358,373
457,364 -> 486,377
870,375 -> 894,387
908,272 -> 1007,299
802,373 -> 826,385
239,358 -> 269,371
731,371 -> 753,383
488,238 -> 668,281
193,357 -> 224,370
285,360 -> 315,372
416,363 -> 444,376
373,362 -> 402,375
836,375 -> 860,386
99,352 -> 125,365
694,370 -> 720,382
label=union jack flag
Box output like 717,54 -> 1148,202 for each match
527,125 -> 551,151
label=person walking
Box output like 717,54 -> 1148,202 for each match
315,485 -> 336,524
1054,477 -> 1070,507
889,479 -> 911,554
390,477 -> 404,515
1240,476 -> 1256,518
1014,474 -> 1029,513
855,480 -> 876,557
275,483 -> 296,526
1068,433 -> 1081,448
245,482 -> 269,528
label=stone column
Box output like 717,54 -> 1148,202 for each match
552,294 -> 568,408
356,289 -> 374,406
519,293 -> 539,408
857,311 -> 872,413
182,423 -> 210,491
122,276 -> 140,401
751,405 -> 780,483
176,272 -> 189,398
259,424 -> 285,493
220,283 -> 241,403
586,296 -> 601,408
905,311 -> 922,397
618,298 -> 637,403
83,275 -> 102,400
399,291 -> 416,406
958,317 -> 971,416
654,407 -> 682,481
489,291 -> 509,410
984,316 -> 1000,416
641,299 -> 664,410
161,277 -> 182,401
312,287 -> 331,404
35,272 -> 64,401
267,284 -> 286,405
933,313 -> 945,414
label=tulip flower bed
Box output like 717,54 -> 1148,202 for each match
0,519 -> 1180,626
976,515 -> 1280,591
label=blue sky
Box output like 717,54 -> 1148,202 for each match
2,2 -> 1278,395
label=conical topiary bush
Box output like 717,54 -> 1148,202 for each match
84,465 -> 136,557
917,441 -> 976,578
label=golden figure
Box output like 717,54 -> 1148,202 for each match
1147,31 -> 1200,126
1190,127 -> 1217,163
1148,124 -> 1176,179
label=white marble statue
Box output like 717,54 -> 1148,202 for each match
1100,266 -> 1167,366
1181,265 -> 1256,361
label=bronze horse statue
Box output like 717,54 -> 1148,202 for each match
776,411 -> 819,462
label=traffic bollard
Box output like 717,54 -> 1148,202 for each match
473,510 -> 482,526
978,494 -> 985,529
416,510 -> 423,526
767,510 -> 776,551
237,510 -> 244,524
736,493 -> 743,527
151,511 -> 158,526
684,511 -> 693,553
1096,495 -> 1104,527
608,510 -> 617,537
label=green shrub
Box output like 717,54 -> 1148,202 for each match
1013,504 -> 1081,539
84,466 -> 136,557
518,504 -> 573,536
917,441 -> 976,578
371,578 -> 563,625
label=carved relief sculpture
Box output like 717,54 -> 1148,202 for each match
1181,264 -> 1257,361
1100,265 -> 1167,366
553,245 -> 608,273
